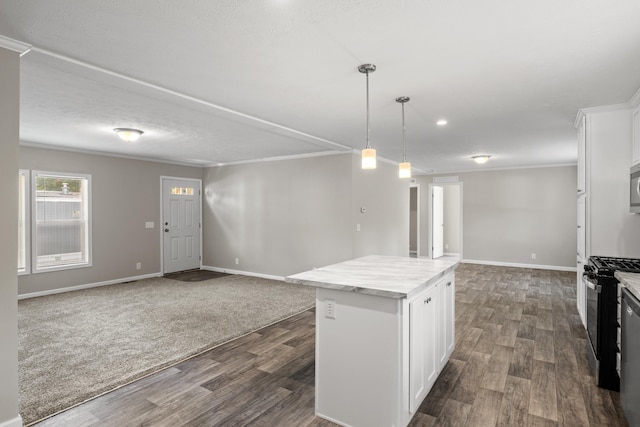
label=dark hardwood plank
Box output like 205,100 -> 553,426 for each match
496,375 -> 531,427
509,337 -> 535,380
464,387 -> 504,427
481,344 -> 514,392
528,360 -> 558,421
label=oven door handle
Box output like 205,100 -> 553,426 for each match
583,275 -> 602,293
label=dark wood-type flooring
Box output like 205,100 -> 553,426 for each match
34,263 -> 628,426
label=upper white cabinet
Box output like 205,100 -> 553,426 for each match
633,104 -> 640,166
576,106 -> 633,260
577,115 -> 587,194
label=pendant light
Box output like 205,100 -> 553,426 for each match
359,64 -> 377,169
396,96 -> 411,178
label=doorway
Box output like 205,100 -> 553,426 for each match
161,177 -> 202,274
409,184 -> 420,257
429,183 -> 463,260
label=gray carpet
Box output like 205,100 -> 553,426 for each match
18,275 -> 315,425
164,269 -> 230,282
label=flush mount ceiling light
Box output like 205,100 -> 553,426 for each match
471,155 -> 491,164
113,128 -> 144,142
436,119 -> 448,126
359,64 -> 377,170
396,96 -> 411,179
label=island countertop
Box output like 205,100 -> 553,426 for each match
285,255 -> 459,299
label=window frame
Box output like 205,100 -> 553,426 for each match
31,170 -> 92,274
18,169 -> 30,275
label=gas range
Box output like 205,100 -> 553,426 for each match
588,256 -> 640,277
584,255 -> 640,391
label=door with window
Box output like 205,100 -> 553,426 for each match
162,177 -> 201,274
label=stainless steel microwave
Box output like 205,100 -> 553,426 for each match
632,164 -> 640,213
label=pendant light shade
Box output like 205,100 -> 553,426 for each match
396,96 -> 411,178
362,148 -> 377,169
359,64 -> 377,170
398,162 -> 411,178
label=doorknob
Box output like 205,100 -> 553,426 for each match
164,228 -> 169,232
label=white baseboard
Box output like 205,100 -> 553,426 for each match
461,259 -> 577,272
18,273 -> 163,300
0,415 -> 22,427
202,265 -> 285,282
444,252 -> 460,257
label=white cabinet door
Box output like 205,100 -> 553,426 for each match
577,115 -> 587,194
633,106 -> 640,166
444,276 -> 455,361
437,275 -> 456,369
409,284 -> 438,413
577,194 -> 586,260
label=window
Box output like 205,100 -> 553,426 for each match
18,170 -> 29,274
32,171 -> 91,272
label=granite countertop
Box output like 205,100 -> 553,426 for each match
285,255 -> 459,299
615,271 -> 640,301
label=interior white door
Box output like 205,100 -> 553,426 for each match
162,178 -> 201,274
432,186 -> 444,258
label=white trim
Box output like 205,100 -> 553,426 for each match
0,415 -> 22,427
409,183 -> 420,257
213,150 -> 352,167
0,35 -> 31,56
30,170 -> 92,274
20,140 -> 210,168
443,252 -> 460,257
18,273 -> 162,300
202,265 -> 285,282
420,162 -> 577,177
461,259 -> 577,272
160,176 -> 203,275
18,170 -> 30,275
27,46 -> 352,154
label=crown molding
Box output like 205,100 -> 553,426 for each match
0,35 -> 32,56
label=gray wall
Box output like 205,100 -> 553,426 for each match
417,165 -> 577,268
351,156 -> 410,259
0,47 -> 20,426
202,153 -> 409,276
18,146 -> 202,295
443,185 -> 461,254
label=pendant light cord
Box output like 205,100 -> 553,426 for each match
402,102 -> 406,162
365,70 -> 371,150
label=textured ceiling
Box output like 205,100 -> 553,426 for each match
2,0 -> 640,172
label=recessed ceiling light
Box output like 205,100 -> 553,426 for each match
114,128 -> 144,142
471,155 -> 491,164
436,119 -> 448,126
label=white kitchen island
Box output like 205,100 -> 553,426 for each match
286,255 -> 459,427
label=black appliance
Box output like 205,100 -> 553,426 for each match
583,256 -> 640,391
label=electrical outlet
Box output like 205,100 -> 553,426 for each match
445,243 -> 449,250
235,258 -> 239,265
356,223 -> 361,232
136,262 -> 141,270
531,253 -> 537,260
325,299 -> 336,319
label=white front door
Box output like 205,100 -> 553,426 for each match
162,177 -> 201,274
432,186 -> 444,259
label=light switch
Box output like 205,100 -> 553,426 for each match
145,222 -> 155,229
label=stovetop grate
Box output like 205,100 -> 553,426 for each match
592,256 -> 640,273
